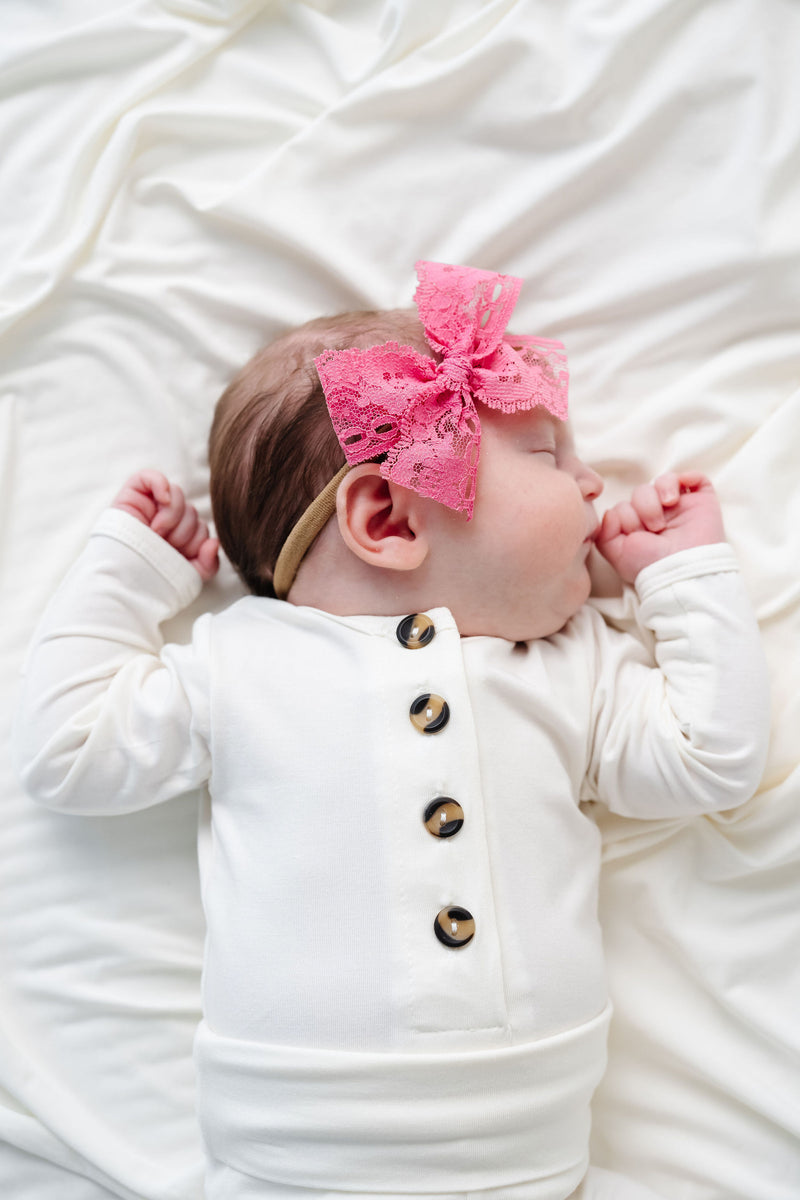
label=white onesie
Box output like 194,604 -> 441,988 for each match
15,509 -> 770,1200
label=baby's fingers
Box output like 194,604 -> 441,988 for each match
165,503 -> 200,551
135,469 -> 172,508
597,503 -> 640,543
654,470 -> 713,504
597,507 -> 619,544
194,538 -> 220,582
112,469 -> 171,525
653,472 -> 681,508
151,485 -> 186,536
182,520 -> 209,561
611,501 -> 646,535
630,484 -> 667,532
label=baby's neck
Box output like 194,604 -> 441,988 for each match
282,515 -> 581,642
287,530 -> 437,620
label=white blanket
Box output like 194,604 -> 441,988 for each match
1,2 -> 798,1197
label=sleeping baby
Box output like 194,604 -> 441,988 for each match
15,261 -> 770,1199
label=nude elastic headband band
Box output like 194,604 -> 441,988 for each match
272,465 -> 351,600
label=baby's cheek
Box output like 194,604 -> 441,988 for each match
542,496 -> 586,557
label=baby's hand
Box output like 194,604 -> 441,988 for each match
595,471 -> 726,584
112,469 -> 219,582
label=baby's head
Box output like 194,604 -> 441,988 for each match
209,263 -> 603,641
209,307 -> 433,596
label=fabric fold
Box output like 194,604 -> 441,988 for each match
195,1005 -> 611,1196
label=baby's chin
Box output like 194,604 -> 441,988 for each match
451,566 -> 593,641
465,600 -> 587,643
508,576 -> 593,642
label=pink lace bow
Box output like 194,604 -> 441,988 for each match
314,260 -> 569,518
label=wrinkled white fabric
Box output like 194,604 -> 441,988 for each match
2,1 -> 800,1198
201,1163 -> 665,1200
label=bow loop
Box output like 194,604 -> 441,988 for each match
314,261 -> 569,518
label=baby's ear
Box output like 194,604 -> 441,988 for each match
336,464 -> 429,571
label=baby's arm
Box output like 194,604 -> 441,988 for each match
112,468 -> 219,582
585,483 -> 770,817
595,471 -> 726,582
15,477 -> 215,814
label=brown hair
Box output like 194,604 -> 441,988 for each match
209,308 -> 434,596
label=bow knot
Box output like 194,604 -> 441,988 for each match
314,261 -> 569,518
436,352 -> 474,394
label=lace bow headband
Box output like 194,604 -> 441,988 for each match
272,260 -> 569,598
316,260 -> 568,518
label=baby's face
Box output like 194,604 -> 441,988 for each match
425,406 -> 603,641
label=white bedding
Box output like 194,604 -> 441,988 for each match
1,2 -> 798,1197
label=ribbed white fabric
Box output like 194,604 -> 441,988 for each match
195,1006 -> 610,1196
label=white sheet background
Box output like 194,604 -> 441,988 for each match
1,1 -> 798,1197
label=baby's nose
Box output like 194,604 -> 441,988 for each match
580,466 -> 604,500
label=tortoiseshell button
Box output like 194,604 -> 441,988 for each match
423,798 -> 464,838
434,906 -> 475,948
409,694 -> 450,734
396,613 -> 436,650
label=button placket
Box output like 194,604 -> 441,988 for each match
397,613 -> 473,951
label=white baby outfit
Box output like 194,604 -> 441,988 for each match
16,509 -> 770,1200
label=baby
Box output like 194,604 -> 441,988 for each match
16,262 -> 770,1200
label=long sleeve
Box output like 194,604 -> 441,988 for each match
584,543 -> 771,817
14,508 -> 212,815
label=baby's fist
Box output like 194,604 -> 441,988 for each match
595,472 -> 726,583
112,469 -> 219,582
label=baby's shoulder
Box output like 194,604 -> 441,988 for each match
542,602 -> 611,651
535,600 -> 651,678
211,594 -> 286,630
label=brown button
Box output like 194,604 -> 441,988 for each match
409,693 -> 450,734
423,798 -> 464,838
396,613 -> 436,650
434,906 -> 475,948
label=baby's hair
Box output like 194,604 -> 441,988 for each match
209,308 -> 435,596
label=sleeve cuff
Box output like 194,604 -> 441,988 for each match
634,543 -> 739,604
91,508 -> 203,609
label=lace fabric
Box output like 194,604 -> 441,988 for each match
314,261 -> 569,518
